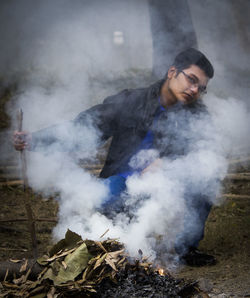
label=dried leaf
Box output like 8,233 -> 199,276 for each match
1,282 -> 19,289
81,265 -> 93,282
9,259 -> 21,263
37,268 -> 48,281
85,287 -> 97,293
47,286 -> 56,298
62,261 -> 67,270
46,247 -> 76,262
23,268 -> 31,283
108,249 -> 124,260
49,229 -> 82,257
37,255 -> 50,266
4,269 -> 8,282
28,279 -> 43,291
20,259 -> 28,272
13,275 -> 25,285
93,253 -> 107,270
105,254 -> 117,271
44,243 -> 91,286
30,292 -> 47,298
117,256 -> 126,266
98,266 -> 106,278
95,241 -> 107,253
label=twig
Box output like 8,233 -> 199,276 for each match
100,229 -> 109,238
17,109 -> 38,258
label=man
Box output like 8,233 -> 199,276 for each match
14,48 -> 216,266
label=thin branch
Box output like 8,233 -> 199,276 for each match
18,109 -> 38,258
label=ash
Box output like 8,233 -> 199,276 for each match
95,263 -> 196,298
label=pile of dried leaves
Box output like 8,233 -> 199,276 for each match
0,230 -> 197,297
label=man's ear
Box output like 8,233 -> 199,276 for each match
167,66 -> 177,79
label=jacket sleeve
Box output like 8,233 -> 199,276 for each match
73,90 -> 129,140
30,89 -> 129,151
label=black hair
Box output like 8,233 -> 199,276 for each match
171,48 -> 214,78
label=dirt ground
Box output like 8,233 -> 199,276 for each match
0,159 -> 249,297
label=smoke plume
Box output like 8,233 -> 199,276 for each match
1,0 -> 250,267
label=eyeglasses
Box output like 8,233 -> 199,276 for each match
180,71 -> 207,95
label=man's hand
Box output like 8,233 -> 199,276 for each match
141,158 -> 163,175
13,131 -> 32,151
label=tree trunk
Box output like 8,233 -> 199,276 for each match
148,0 -> 198,78
0,259 -> 43,281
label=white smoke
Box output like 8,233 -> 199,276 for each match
27,91 -> 250,265
1,0 -> 250,268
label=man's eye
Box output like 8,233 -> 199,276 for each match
188,76 -> 196,84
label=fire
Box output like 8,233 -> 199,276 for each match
157,268 -> 165,276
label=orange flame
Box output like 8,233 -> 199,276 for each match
158,268 -> 165,276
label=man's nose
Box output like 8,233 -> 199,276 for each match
190,84 -> 199,94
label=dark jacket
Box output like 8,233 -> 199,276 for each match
31,80 -> 208,178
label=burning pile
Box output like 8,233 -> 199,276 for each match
0,230 -> 197,297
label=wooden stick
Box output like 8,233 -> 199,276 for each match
0,180 -> 24,186
222,194 -> 250,200
0,247 -> 28,252
228,156 -> 250,165
0,166 -> 19,171
224,173 -> 250,181
0,173 -> 21,180
0,218 -> 57,223
17,109 -> 38,258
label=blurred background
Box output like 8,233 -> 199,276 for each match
0,0 -> 249,159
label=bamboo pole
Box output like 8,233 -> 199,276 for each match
17,109 -> 38,258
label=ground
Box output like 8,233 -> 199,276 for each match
0,160 -> 249,297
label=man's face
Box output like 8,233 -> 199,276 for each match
161,64 -> 210,106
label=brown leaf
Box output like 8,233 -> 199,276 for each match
2,281 -> 19,289
28,279 -> 43,291
13,275 -> 25,285
93,253 -> 107,270
4,269 -> 8,282
117,256 -> 126,266
20,259 -> 28,272
23,268 -> 31,283
61,261 -> 67,270
47,286 -> 56,298
81,265 -> 94,282
108,249 -> 124,260
37,267 -> 48,281
49,229 -> 82,257
95,241 -> 107,253
28,285 -> 46,296
105,254 -> 117,271
9,259 -> 21,263
46,247 -> 76,262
